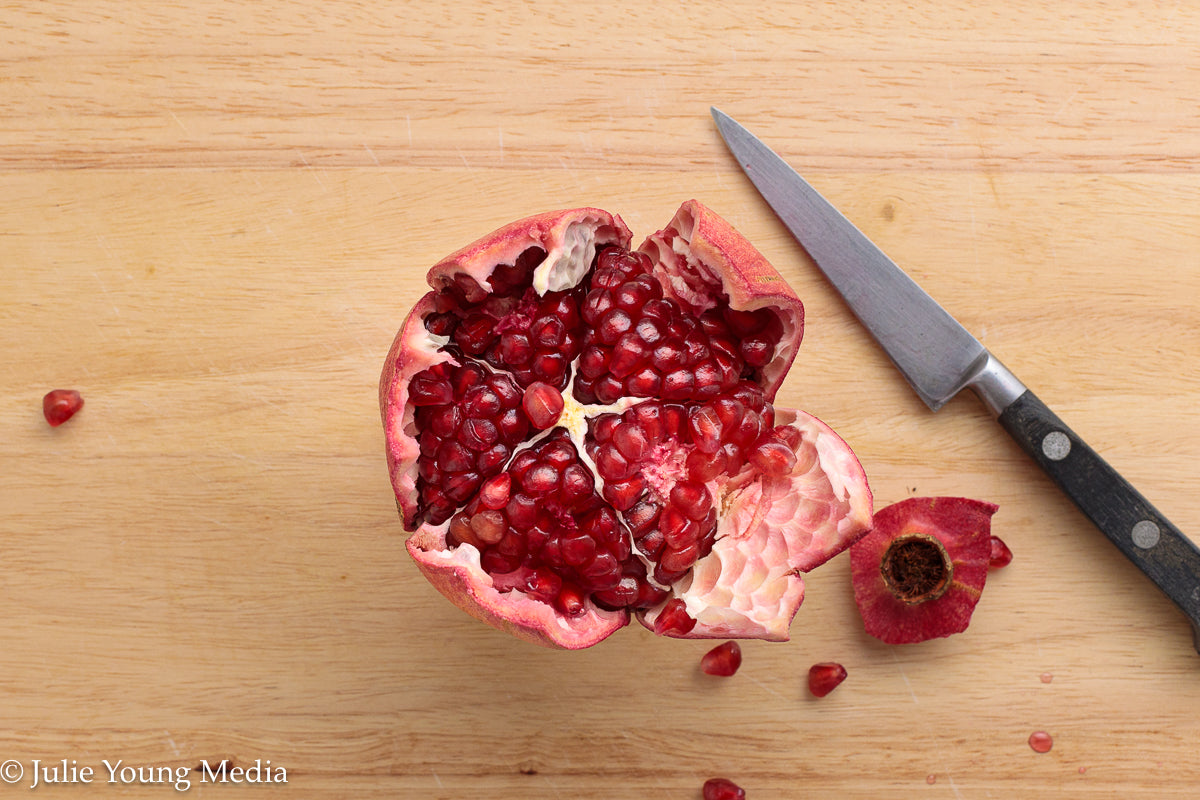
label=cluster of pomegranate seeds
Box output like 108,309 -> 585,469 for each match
586,381 -> 792,585
444,429 -> 667,616
422,247 -> 584,392
807,662 -> 848,697
700,641 -> 742,677
43,389 -> 84,427
410,362 -> 529,526
703,777 -> 746,800
574,249 -> 781,405
406,243 -> 804,618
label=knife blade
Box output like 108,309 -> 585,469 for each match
712,107 -> 1200,652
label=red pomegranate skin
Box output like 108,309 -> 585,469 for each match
850,497 -> 998,644
381,201 -> 873,649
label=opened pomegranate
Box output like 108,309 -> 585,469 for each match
380,201 -> 873,648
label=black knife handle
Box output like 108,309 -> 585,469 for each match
998,389 -> 1200,648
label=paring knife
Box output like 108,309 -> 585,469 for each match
711,107 -> 1200,652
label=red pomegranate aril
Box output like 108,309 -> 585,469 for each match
470,510 -> 507,545
603,477 -> 647,512
408,374 -> 453,406
703,777 -> 746,800
652,341 -> 687,372
663,369 -> 695,399
654,598 -> 696,636
478,474 -> 512,510
637,529 -> 666,559
686,448 -> 727,482
595,445 -> 633,481
531,316 -> 566,348
578,346 -> 610,379
594,375 -> 625,404
560,464 -> 595,505
741,335 -> 773,367
693,362 -> 724,397
688,406 -> 723,454
42,389 -> 85,427
608,334 -> 646,378
497,331 -> 533,365
561,534 -> 597,566
659,507 -> 695,548
989,535 -> 1013,569
808,662 -> 848,697
612,423 -> 650,462
556,585 -> 587,617
661,541 -> 700,572
522,381 -> 565,430
443,471 -> 481,503
625,368 -> 661,396
670,482 -> 712,521
477,443 -> 511,473
505,493 -> 539,528
436,440 -> 474,473
460,418 -> 499,451
700,641 -> 743,677
522,464 -> 560,495
448,513 -> 482,549
597,309 -> 633,345
626,500 -> 660,533
749,439 -> 798,476
593,576 -> 639,609
428,405 -> 462,438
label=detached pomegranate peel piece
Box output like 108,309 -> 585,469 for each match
380,201 -> 873,648
850,497 -> 998,644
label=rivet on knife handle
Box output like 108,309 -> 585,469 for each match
996,388 -> 1200,648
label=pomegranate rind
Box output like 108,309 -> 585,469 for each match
380,292 -> 458,524
428,207 -> 633,297
638,199 -> 804,400
850,496 -> 998,645
642,407 -> 873,640
406,524 -> 629,650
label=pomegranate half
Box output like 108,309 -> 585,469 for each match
380,201 -> 873,648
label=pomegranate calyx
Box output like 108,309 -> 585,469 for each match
850,496 -> 999,645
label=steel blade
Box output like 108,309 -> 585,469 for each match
712,107 -> 986,411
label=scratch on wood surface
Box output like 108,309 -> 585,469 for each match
296,151 -> 326,190
890,650 -> 919,704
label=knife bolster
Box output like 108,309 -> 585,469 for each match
964,351 -> 1027,416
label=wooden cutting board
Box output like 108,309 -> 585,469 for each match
3,2 -> 1198,798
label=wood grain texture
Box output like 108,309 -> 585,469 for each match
2,2 -> 1198,798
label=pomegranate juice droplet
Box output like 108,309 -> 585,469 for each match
1028,731 -> 1053,753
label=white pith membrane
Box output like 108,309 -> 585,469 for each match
390,205 -> 872,646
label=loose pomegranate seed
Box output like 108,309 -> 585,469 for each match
703,777 -> 746,800
653,598 -> 696,636
700,641 -> 742,677
522,381 -> 565,430
808,662 -> 847,697
43,389 -> 84,427
989,535 -> 1013,569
